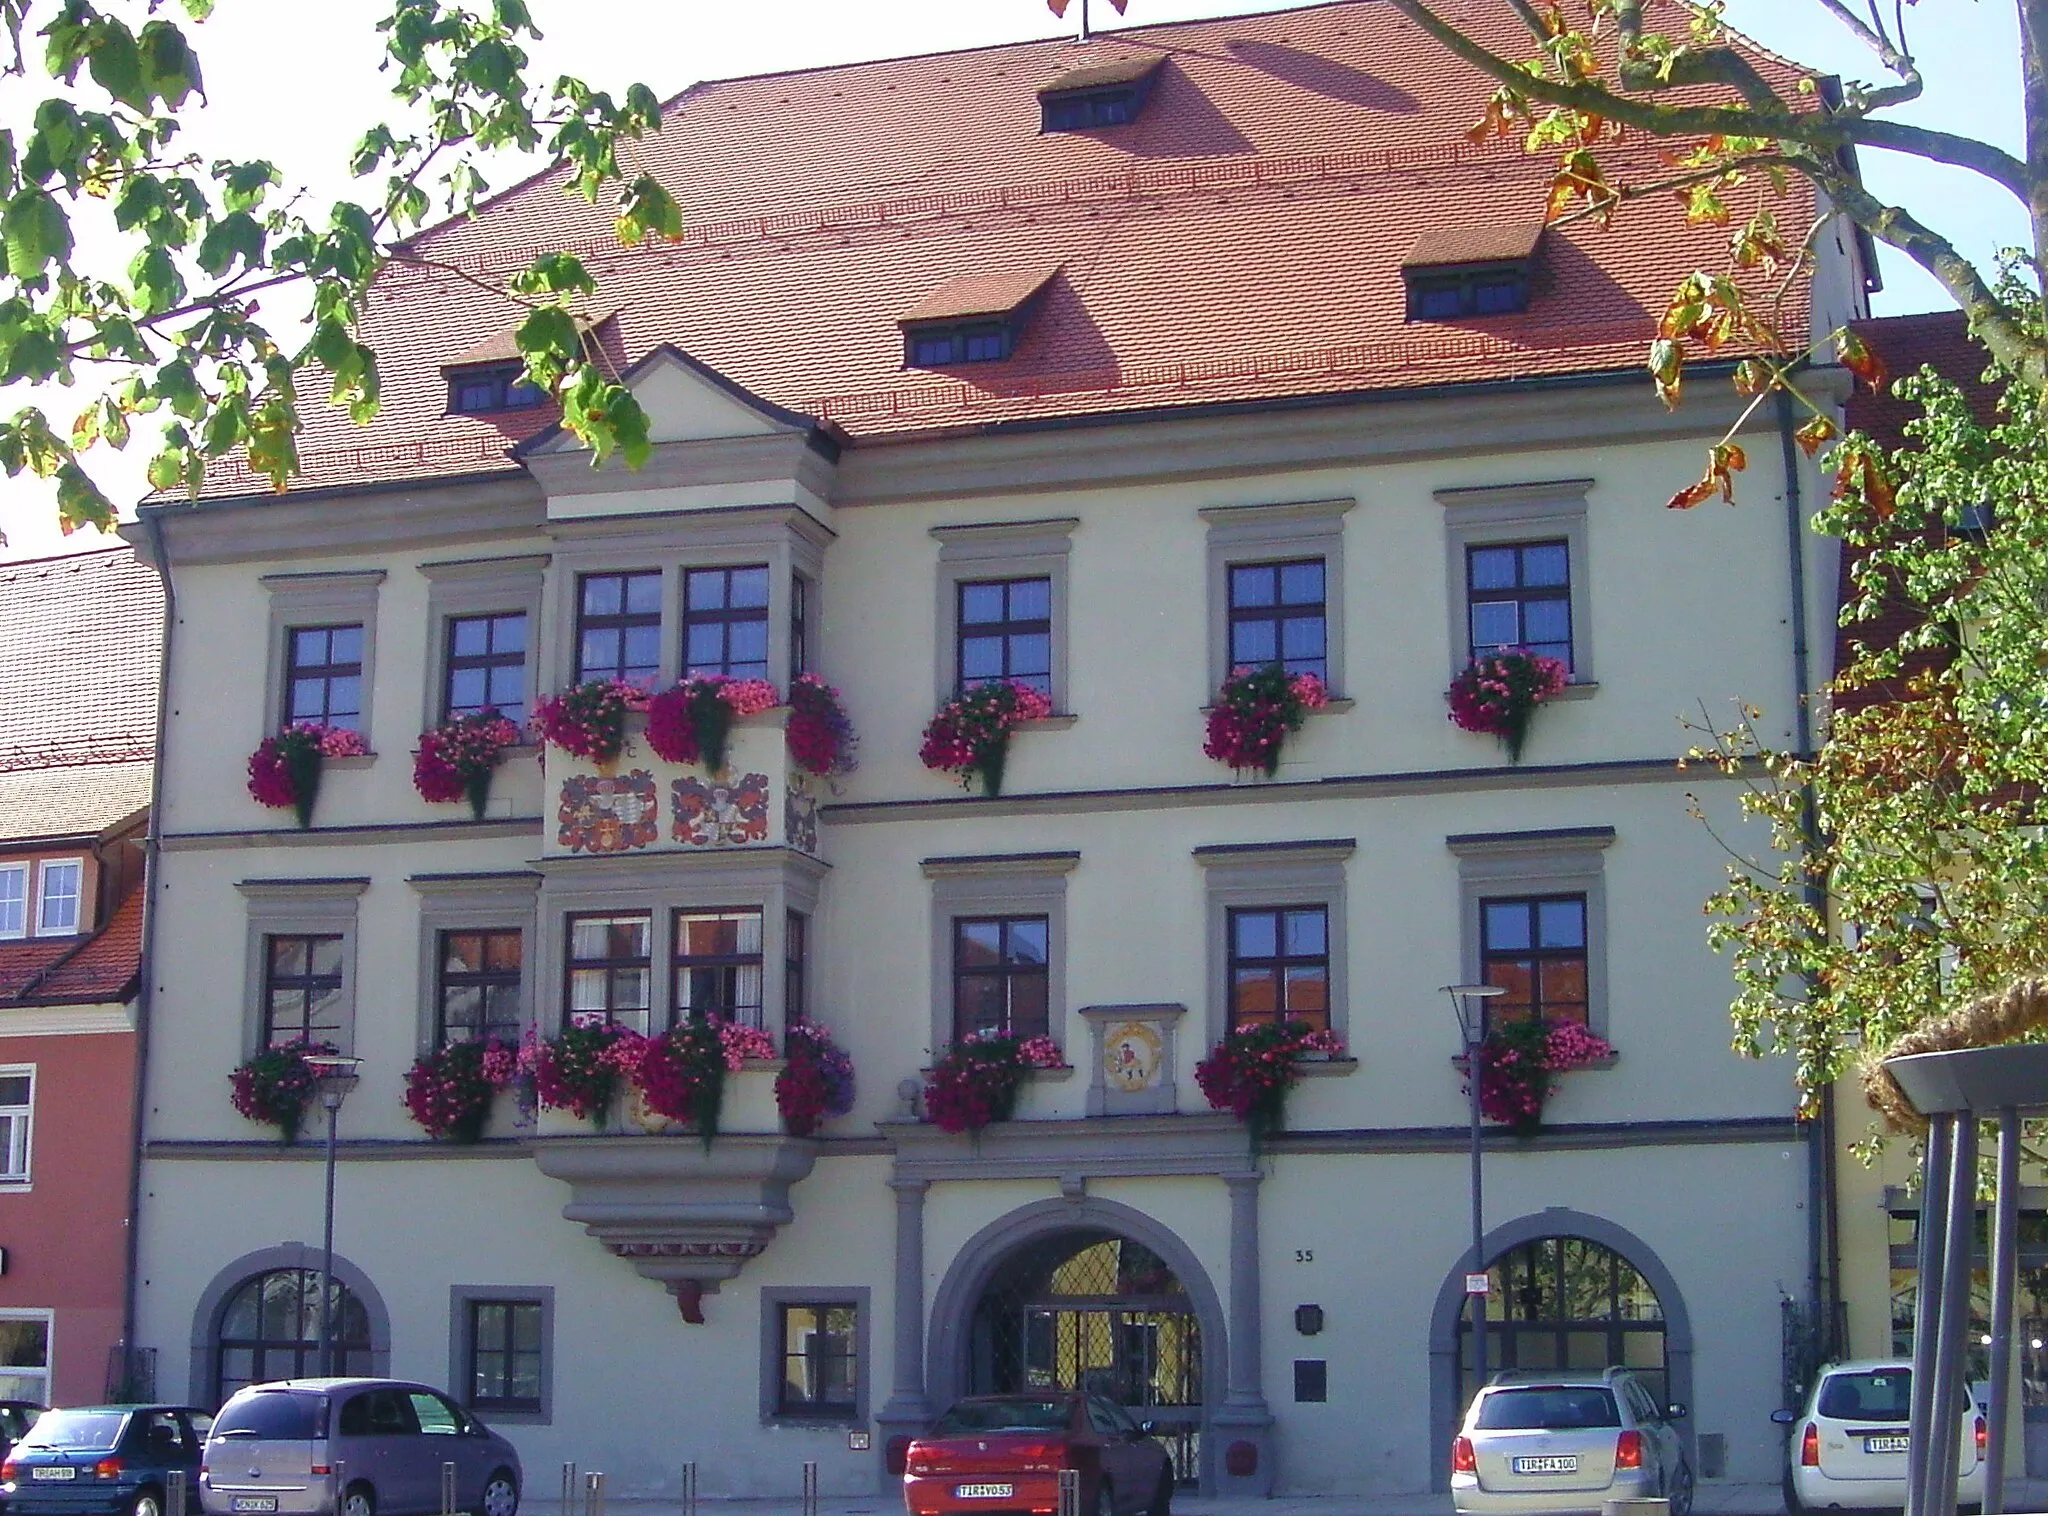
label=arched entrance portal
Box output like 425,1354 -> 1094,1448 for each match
967,1231 -> 1203,1483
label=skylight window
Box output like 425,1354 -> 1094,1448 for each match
447,362 -> 546,415
1037,56 -> 1162,134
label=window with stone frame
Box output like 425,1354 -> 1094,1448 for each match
263,934 -> 346,1043
1227,558 -> 1327,682
1225,904 -> 1330,1033
444,612 -> 529,723
1479,894 -> 1589,1031
284,624 -> 365,730
1465,539 -> 1573,670
952,915 -> 1050,1041
776,1301 -> 859,1418
672,909 -> 765,1028
564,913 -> 651,1033
466,1298 -> 544,1413
956,577 -> 1053,695
575,572 -> 662,687
436,929 -> 524,1046
1450,826 -> 1611,1039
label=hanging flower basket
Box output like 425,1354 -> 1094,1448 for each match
248,724 -> 368,828
1195,1020 -> 1345,1146
522,1019 -> 638,1129
402,1037 -> 519,1142
920,680 -> 1054,798
1447,650 -> 1569,762
777,1021 -> 857,1137
530,680 -> 646,766
228,1039 -> 337,1143
924,1033 -> 1064,1134
645,676 -> 779,774
1204,664 -> 1329,776
786,674 -> 859,779
413,710 -> 522,819
1464,1017 -> 1614,1135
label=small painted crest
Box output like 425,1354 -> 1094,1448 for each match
672,772 -> 771,847
558,770 -> 658,853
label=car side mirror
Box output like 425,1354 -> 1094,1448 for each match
1665,1403 -> 1687,1421
1137,1420 -> 1156,1437
1770,1409 -> 1796,1426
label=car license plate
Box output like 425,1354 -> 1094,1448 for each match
953,1485 -> 1014,1499
230,1499 -> 279,1512
30,1468 -> 77,1481
1512,1456 -> 1580,1474
1865,1435 -> 1910,1454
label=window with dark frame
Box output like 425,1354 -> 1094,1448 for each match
446,363 -> 546,415
436,929 -> 523,1046
444,612 -> 528,724
1480,894 -> 1589,1030
285,624 -> 365,730
1466,540 -> 1573,670
1041,87 -> 1144,131
671,909 -> 765,1028
905,322 -> 1014,367
785,910 -> 808,1026
1405,266 -> 1531,320
957,577 -> 1052,695
262,933 -> 346,1044
777,1302 -> 858,1418
952,915 -> 1050,1041
682,565 -> 771,681
564,913 -> 650,1033
790,574 -> 810,678
576,572 -> 662,687
1226,906 -> 1330,1033
1227,558 -> 1328,681
467,1299 -> 543,1413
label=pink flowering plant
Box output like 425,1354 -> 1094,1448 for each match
1465,1016 -> 1615,1134
524,1018 -> 638,1129
776,1021 -> 857,1138
1446,650 -> 1569,762
924,1032 -> 1065,1135
402,1037 -> 518,1142
786,674 -> 859,779
530,680 -> 646,765
412,710 -> 522,819
920,680 -> 1054,798
228,1038 -> 337,1143
248,724 -> 368,828
1204,664 -> 1329,776
645,676 -> 779,774
1195,1020 -> 1345,1145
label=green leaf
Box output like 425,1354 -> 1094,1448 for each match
195,210 -> 265,277
138,20 -> 203,109
614,174 -> 680,246
217,160 -> 278,214
510,252 -> 596,297
3,188 -> 72,278
144,448 -> 183,491
54,461 -> 113,533
85,16 -> 150,112
129,244 -> 185,315
515,304 -> 579,367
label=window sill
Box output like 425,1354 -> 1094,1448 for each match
325,754 -> 377,771
467,1406 -> 548,1426
1199,698 -> 1354,716
1450,1050 -> 1619,1073
1019,713 -> 1077,732
1294,1056 -> 1359,1079
763,1412 -> 861,1429
916,1062 -> 1076,1081
1550,680 -> 1599,703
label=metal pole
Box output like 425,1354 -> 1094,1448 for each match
440,1465 -> 456,1516
168,1469 -> 186,1516
802,1461 -> 818,1516
1983,1108 -> 2020,1515
680,1463 -> 696,1516
558,1464 -> 576,1516
1470,1035 -> 1488,1395
1926,1116 -> 1980,1516
1057,1469 -> 1080,1516
1905,1113 -> 1954,1516
583,1471 -> 604,1516
319,1095 -> 339,1376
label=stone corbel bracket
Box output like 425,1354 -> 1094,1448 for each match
530,1133 -> 818,1322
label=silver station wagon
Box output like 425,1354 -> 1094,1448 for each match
201,1381 -> 520,1516
1451,1369 -> 1693,1516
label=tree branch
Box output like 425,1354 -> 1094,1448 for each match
1813,0 -> 1924,111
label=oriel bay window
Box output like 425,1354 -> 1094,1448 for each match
1467,540 -> 1573,669
263,934 -> 346,1043
1481,894 -> 1589,1029
672,909 -> 765,1027
957,577 -> 1052,694
285,624 -> 364,729
1226,905 -> 1330,1032
445,612 -> 528,723
683,565 -> 771,681
437,929 -> 523,1045
953,916 -> 1049,1040
1228,559 -> 1327,681
576,572 -> 662,687
565,913 -> 651,1033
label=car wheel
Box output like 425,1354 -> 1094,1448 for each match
342,1483 -> 376,1516
479,1470 -> 519,1516
131,1489 -> 164,1516
1147,1469 -> 1172,1516
1668,1461 -> 1694,1516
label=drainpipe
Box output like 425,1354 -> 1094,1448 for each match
118,511 -> 175,1395
1777,389 -> 1841,1355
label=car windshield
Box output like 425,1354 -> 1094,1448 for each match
1819,1371 -> 1911,1423
210,1393 -> 324,1441
1477,1387 -> 1622,1431
933,1400 -> 1071,1435
19,1411 -> 127,1452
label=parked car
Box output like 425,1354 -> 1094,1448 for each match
0,1405 -> 44,1461
1775,1359 -> 1985,1512
901,1394 -> 1173,1516
1450,1369 -> 1693,1516
0,1405 -> 209,1516
200,1381 -> 519,1516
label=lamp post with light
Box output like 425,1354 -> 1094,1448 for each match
1445,984 -> 1506,1401
302,1053 -> 362,1377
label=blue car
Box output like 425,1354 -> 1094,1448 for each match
2,1406 -> 210,1516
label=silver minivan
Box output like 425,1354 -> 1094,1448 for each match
201,1381 -> 520,1516
1451,1369 -> 1693,1516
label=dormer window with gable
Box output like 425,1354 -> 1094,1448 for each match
900,267 -> 1058,369
1402,223 -> 1543,321
1036,56 -> 1163,132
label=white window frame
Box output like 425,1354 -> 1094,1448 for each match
1436,478 -> 1597,688
0,864 -> 26,940
0,1066 -> 33,1186
0,1311 -> 52,1404
34,859 -> 82,936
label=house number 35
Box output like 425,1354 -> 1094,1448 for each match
1294,1249 -> 1314,1263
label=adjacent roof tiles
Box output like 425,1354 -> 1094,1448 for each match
900,267 -> 1061,325
0,887 -> 143,1007
1402,221 -> 1546,269
0,548 -> 161,777
0,763 -> 153,845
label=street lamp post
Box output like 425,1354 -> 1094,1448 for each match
303,1054 -> 362,1377
1444,984 -> 1506,1404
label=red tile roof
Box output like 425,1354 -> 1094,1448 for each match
182,0 -> 1820,500
0,549 -> 161,783
1403,221 -> 1545,269
900,265 -> 1062,324
1038,55 -> 1166,93
0,886 -> 142,1007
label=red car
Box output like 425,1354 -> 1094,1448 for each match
902,1394 -> 1173,1516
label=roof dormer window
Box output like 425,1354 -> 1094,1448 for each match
447,362 -> 546,416
1402,222 -> 1543,322
899,266 -> 1059,369
1037,56 -> 1162,133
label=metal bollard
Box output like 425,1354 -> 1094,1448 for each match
334,1462 -> 346,1515
167,1470 -> 187,1516
441,1464 -> 457,1516
680,1463 -> 697,1516
1057,1469 -> 1080,1516
802,1461 -> 819,1516
559,1464 -> 577,1516
583,1470 -> 605,1516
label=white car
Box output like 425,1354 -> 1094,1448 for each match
1778,1360 -> 1985,1512
1451,1369 -> 1692,1516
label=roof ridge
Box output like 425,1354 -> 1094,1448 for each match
0,542 -> 142,573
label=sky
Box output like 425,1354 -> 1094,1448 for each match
0,0 -> 2026,560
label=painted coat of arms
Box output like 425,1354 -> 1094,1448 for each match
558,771 -> 658,853
785,773 -> 820,855
673,772 -> 770,847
